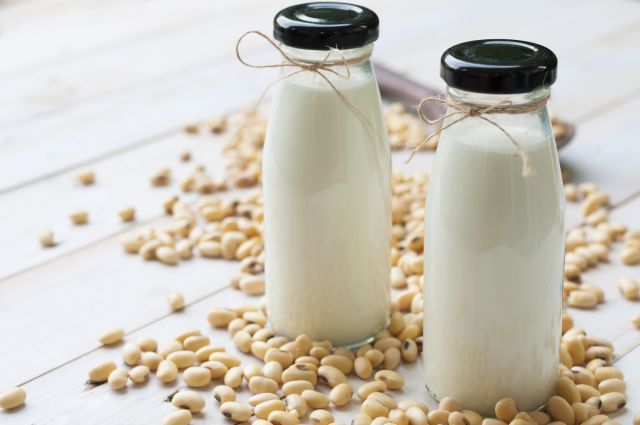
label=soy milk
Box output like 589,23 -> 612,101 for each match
424,125 -> 564,413
263,72 -> 391,346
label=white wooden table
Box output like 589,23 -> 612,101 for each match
1,0 -> 639,423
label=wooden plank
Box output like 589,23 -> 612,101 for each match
0,51 -> 273,194
0,0 -> 270,79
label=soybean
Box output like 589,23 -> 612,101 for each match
329,382 -> 353,407
108,368 -> 129,390
128,365 -> 150,384
157,360 -> 178,383
310,409 -> 334,425
99,327 -> 124,346
285,393 -> 308,417
255,399 -> 286,419
220,401 -> 253,422
172,390 -> 205,413
301,389 -> 330,409
249,376 -> 279,394
212,385 -> 236,403
88,361 -> 117,383
163,410 -> 192,425
0,387 -> 26,410
375,370 -> 405,390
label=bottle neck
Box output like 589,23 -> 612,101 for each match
446,86 -> 551,108
279,43 -> 374,63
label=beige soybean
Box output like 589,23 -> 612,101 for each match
184,335 -> 209,352
0,387 -> 26,410
99,327 -> 124,345
392,401 -> 424,415
243,363 -> 264,381
318,365 -> 347,387
389,409 -> 410,425
156,246 -> 179,265
571,402 -> 591,424
368,392 -> 397,410
375,370 -> 405,390
175,329 -> 200,343
70,210 -> 89,225
285,393 -> 309,417
598,378 -> 625,394
355,357 -> 374,379
249,376 -> 279,394
220,401 -> 253,422
482,420 -> 507,425
122,342 -> 141,366
168,293 -> 185,311
353,413 -> 374,425
108,368 -> 129,390
172,390 -> 205,413
163,409 -> 192,425
494,397 -> 518,423
239,275 -> 266,295
361,398 -> 389,419
140,352 -> 163,371
557,376 -> 581,404
462,410 -> 483,425
401,339 -> 418,363
301,389 -> 329,409
320,354 -> 357,375
249,393 -> 280,407
265,348 -> 295,368
600,392 -> 626,412
269,410 -> 301,425
427,409 -> 450,425
88,361 -> 118,383
159,340 -> 183,358
207,308 -> 236,328
310,409 -> 334,425
383,347 -> 401,370
282,380 -> 314,396
617,277 -> 639,300
128,365 -> 150,384
365,349 -> 385,368
405,406 -> 429,425
547,396 -> 575,425
330,382 -> 353,407
209,352 -> 241,368
182,366 -> 212,388
581,415 -> 609,425
567,290 -> 598,309
224,367 -> 244,389
233,330 -> 253,353
595,367 -> 623,382
263,360 -> 283,383
357,381 -> 387,400
167,350 -> 196,368
255,399 -> 286,419
212,385 -> 236,403
621,246 -> 640,265
448,411 -> 469,425
137,336 -> 158,352
282,364 -> 317,385
577,384 -> 601,401
157,360 -> 179,383
197,345 -> 224,362
39,230 -> 55,247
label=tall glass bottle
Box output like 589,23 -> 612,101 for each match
263,3 -> 390,346
423,40 -> 564,414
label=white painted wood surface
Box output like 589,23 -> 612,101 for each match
0,0 -> 639,423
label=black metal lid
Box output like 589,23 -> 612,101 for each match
441,39 -> 557,94
273,2 -> 379,50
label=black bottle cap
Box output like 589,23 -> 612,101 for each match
273,2 -> 379,50
441,39 -> 558,94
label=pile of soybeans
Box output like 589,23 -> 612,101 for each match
5,105 -> 640,425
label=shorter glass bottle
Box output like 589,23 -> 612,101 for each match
263,3 -> 391,347
423,40 -> 564,414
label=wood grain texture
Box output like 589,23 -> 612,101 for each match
1,0 -> 640,422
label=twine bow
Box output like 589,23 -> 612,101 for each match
235,31 -> 379,143
412,95 -> 550,177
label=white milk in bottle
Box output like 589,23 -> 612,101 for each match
262,3 -> 390,346
423,40 -> 564,414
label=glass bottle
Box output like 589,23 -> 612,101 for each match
263,2 -> 390,346
423,40 -> 564,414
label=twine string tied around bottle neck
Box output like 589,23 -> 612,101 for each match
235,30 -> 379,143
412,95 -> 551,177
